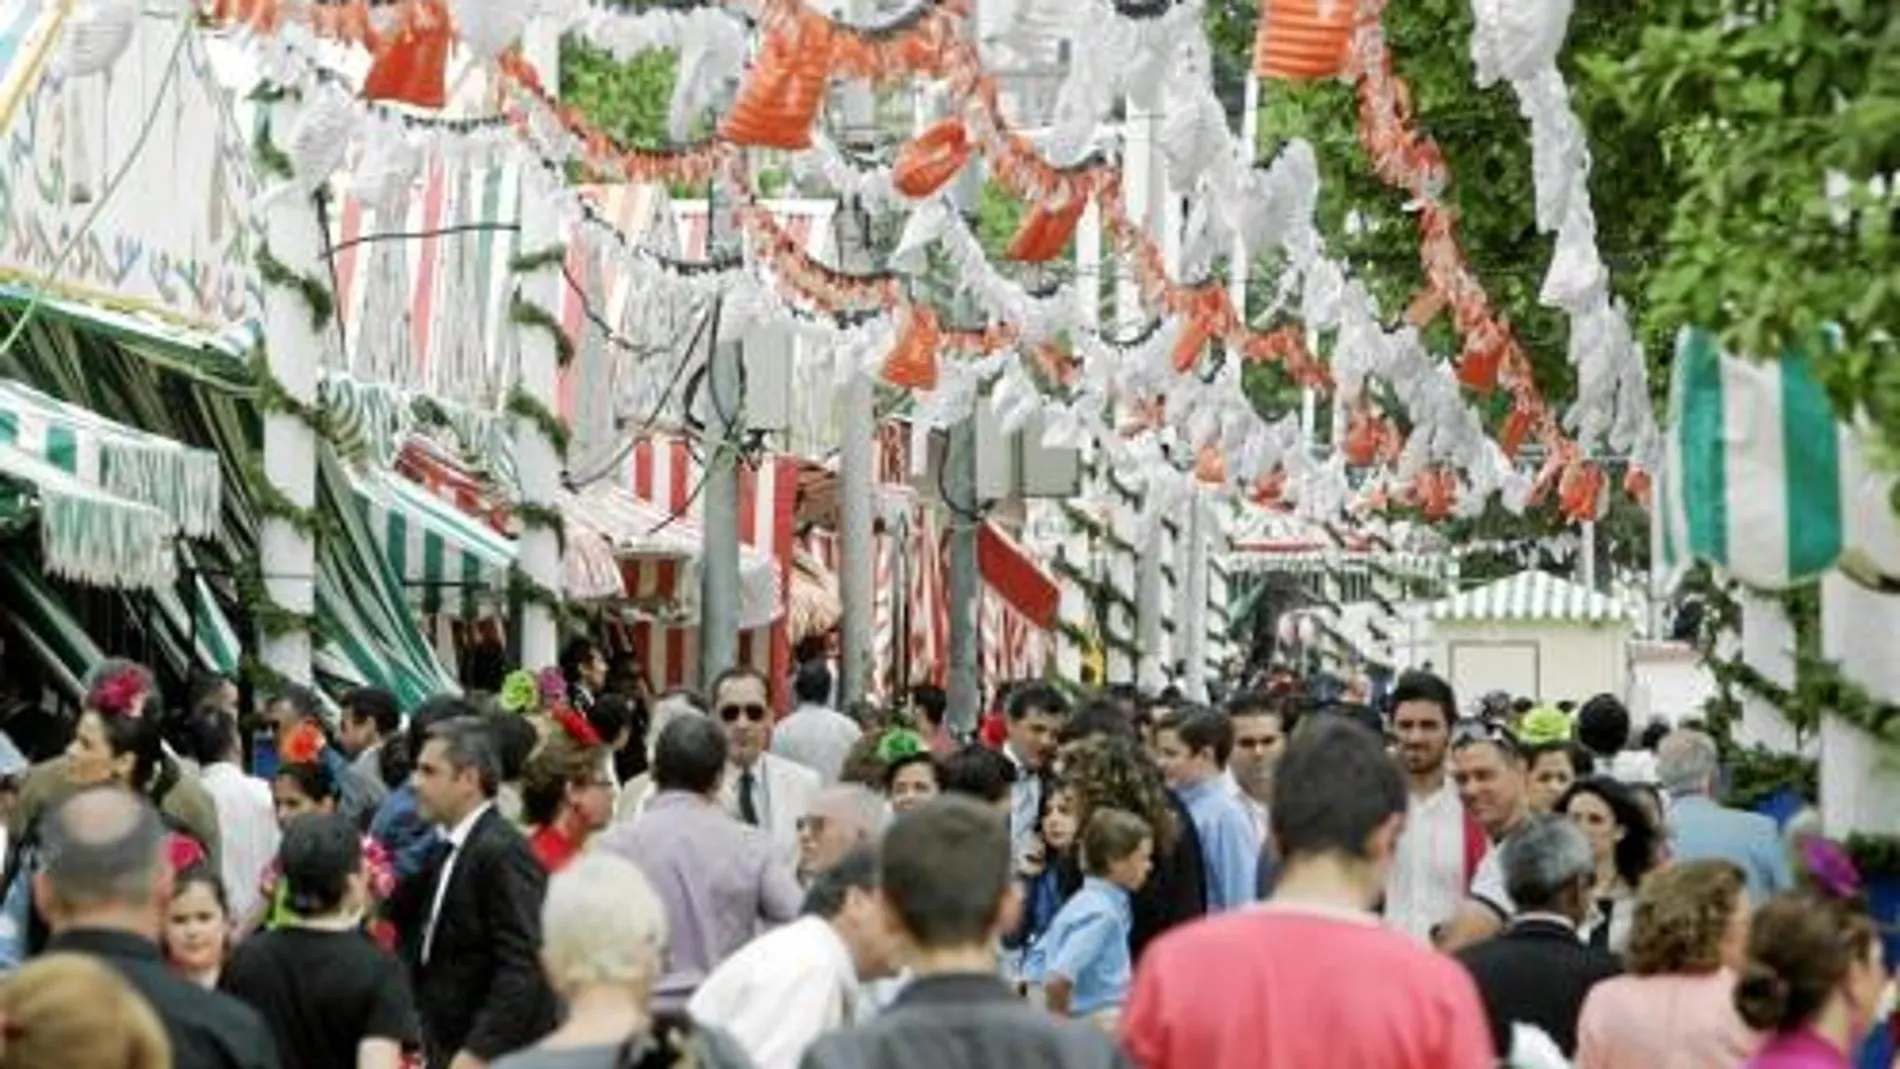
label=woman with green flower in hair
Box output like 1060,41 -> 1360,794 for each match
875,729 -> 941,815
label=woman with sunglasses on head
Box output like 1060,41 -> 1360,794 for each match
1735,840 -> 1891,1069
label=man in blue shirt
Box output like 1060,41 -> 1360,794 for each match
1153,707 -> 1259,911
1657,728 -> 1792,899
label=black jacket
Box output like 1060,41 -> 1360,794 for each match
48,928 -> 280,1069
388,806 -> 558,1066
1454,915 -> 1623,1057
798,973 -> 1130,1069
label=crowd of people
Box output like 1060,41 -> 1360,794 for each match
0,642 -> 1889,1069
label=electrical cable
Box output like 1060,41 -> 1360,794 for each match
0,12 -> 196,363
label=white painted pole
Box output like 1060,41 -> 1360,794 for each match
512,170 -> 563,670
1819,574 -> 1900,836
258,97 -> 322,685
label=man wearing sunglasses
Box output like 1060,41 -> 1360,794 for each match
711,666 -> 820,869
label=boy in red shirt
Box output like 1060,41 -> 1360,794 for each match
1123,715 -> 1495,1069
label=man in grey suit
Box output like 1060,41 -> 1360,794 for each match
1657,729 -> 1793,899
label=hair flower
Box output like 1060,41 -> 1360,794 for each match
1799,836 -> 1863,900
499,670 -> 539,714
553,706 -> 603,748
875,728 -> 927,764
536,666 -> 569,709
280,721 -> 327,765
88,667 -> 148,720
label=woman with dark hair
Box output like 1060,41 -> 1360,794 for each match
1,661 -> 215,965
1559,775 -> 1660,955
560,636 -> 608,712
880,732 -> 941,815
1055,734 -> 1206,960
1735,842 -> 1886,1068
1524,740 -> 1595,813
222,812 -> 420,1069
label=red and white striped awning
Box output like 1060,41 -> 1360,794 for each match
562,482 -> 780,630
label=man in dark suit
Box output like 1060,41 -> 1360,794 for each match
1455,813 -> 1621,1058
390,715 -> 556,1069
36,786 -> 279,1069
801,797 -> 1129,1069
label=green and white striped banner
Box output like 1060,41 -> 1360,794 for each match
1658,328 -> 1846,589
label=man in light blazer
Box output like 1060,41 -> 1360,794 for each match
709,666 -> 819,869
1657,728 -> 1793,899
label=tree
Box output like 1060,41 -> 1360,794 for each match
1586,0 -> 1899,460
559,38 -> 679,148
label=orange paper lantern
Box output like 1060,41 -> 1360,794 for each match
1195,445 -> 1227,485
1005,190 -> 1089,263
720,11 -> 834,150
362,0 -> 451,109
892,119 -> 973,199
1254,0 -> 1355,81
880,304 -> 941,391
1171,316 -> 1214,373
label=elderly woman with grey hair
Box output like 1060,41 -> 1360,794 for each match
490,852 -> 754,1069
1455,814 -> 1624,1059
613,690 -> 709,823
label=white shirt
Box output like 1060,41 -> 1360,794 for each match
1469,843 -> 1514,918
687,915 -> 862,1069
1001,742 -> 1043,868
199,761 -> 281,926
1223,768 -> 1270,846
422,801 -> 492,964
1383,778 -> 1469,943
770,705 -> 863,784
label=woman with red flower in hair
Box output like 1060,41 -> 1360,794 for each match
520,708 -> 614,872
1,659 -> 216,965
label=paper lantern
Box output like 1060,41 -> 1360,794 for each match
1171,316 -> 1214,373
892,120 -> 973,199
362,0 -> 452,110
719,11 -> 834,150
1005,189 -> 1090,263
880,304 -> 941,391
1254,0 -> 1355,81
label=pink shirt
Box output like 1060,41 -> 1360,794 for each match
1124,904 -> 1495,1069
1576,970 -> 1762,1069
1743,1030 -> 1852,1069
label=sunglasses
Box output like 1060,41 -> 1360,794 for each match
1451,718 -> 1523,757
719,703 -> 769,724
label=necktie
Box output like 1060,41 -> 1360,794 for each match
739,768 -> 760,826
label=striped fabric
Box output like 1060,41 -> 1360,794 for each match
613,434 -> 797,701
1429,570 -> 1628,624
0,378 -> 221,536
564,481 -> 780,629
1657,327 -> 1846,590
354,469 -> 515,618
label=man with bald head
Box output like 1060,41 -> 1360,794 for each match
36,786 -> 278,1069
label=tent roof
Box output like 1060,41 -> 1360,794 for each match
1429,570 -> 1630,625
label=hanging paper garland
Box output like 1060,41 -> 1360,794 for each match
1005,185 -> 1090,263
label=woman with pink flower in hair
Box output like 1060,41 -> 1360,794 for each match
520,707 -> 614,872
1,659 -> 217,965
1734,838 -> 1896,1069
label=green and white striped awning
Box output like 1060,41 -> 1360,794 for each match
0,443 -> 179,589
0,378 -> 222,536
354,469 -> 515,618
1429,570 -> 1629,625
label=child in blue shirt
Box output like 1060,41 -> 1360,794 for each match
1035,807 -> 1154,1030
